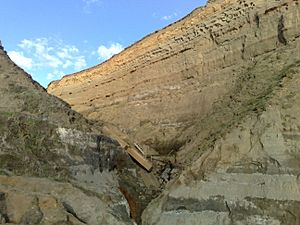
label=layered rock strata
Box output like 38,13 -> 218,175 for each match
48,0 -> 300,224
49,0 -> 300,155
143,44 -> 300,224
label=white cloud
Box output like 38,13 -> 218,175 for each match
83,0 -> 100,4
9,38 -> 125,86
62,60 -> 73,69
17,38 -> 87,71
47,70 -> 64,80
8,51 -> 33,69
97,43 -> 124,61
57,49 -> 69,59
161,12 -> 178,21
162,15 -> 172,20
74,57 -> 87,70
18,38 -> 63,68
47,73 -> 55,80
57,47 -> 79,59
12,37 -> 88,83
45,54 -> 63,68
18,39 -> 35,49
83,0 -> 101,13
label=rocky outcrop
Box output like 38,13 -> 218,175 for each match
0,43 -> 146,224
48,0 -> 300,224
0,176 -> 130,225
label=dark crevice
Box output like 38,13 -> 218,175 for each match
0,192 -> 9,223
254,13 -> 260,28
278,15 -> 287,45
96,135 -> 118,172
62,202 -> 87,224
209,30 -> 219,45
241,36 -> 247,59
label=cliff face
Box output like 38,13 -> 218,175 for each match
143,45 -> 300,224
0,44 -> 138,225
48,0 -> 300,157
48,0 -> 300,224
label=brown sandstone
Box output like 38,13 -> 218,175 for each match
48,0 -> 300,224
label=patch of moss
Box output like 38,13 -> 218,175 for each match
0,111 -> 14,117
0,154 -> 25,172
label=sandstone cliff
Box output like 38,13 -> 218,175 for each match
48,0 -> 300,224
48,0 -> 300,158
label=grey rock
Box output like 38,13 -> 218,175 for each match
0,213 -> 6,224
21,208 -> 43,225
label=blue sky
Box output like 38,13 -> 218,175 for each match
0,0 -> 207,87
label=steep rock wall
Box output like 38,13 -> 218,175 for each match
48,0 -> 300,155
142,40 -> 300,225
47,1 -> 300,224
